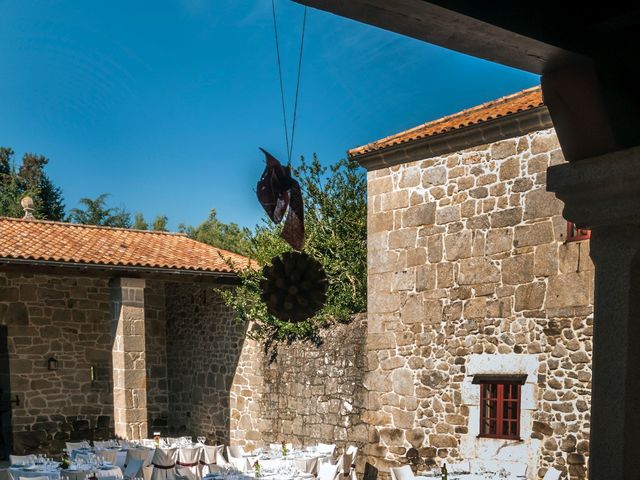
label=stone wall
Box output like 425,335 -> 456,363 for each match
163,281 -> 369,457
0,272 -> 115,454
365,128 -> 593,480
256,315 -> 368,453
164,283 -> 251,444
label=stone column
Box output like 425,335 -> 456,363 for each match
547,146 -> 640,479
110,278 -> 148,440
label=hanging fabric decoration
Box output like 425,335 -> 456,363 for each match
260,251 -> 327,323
256,148 -> 305,251
255,1 -> 325,324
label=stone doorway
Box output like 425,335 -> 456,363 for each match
0,326 -> 13,460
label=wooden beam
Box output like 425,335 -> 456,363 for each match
293,0 -> 586,74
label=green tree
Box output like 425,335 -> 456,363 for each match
132,213 -> 149,230
219,155 -> 366,347
182,209 -> 252,256
0,147 -> 65,220
68,193 -> 131,228
152,215 -> 169,232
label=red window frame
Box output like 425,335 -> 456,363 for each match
479,381 -> 521,440
566,221 -> 591,242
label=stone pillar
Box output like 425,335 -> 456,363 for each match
110,278 -> 148,440
547,146 -> 640,479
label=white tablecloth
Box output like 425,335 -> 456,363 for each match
61,466 -> 123,480
10,466 -> 61,480
246,452 -> 329,476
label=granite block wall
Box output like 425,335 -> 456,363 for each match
364,128 -> 593,480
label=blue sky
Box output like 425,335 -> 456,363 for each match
0,0 -> 538,230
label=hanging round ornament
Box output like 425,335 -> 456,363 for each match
260,251 -> 327,323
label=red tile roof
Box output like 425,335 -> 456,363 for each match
348,86 -> 543,156
0,217 -> 252,274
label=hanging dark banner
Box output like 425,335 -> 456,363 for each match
256,148 -> 305,250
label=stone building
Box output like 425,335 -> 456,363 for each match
0,217 -> 255,457
0,86 -> 594,480
348,86 -> 593,480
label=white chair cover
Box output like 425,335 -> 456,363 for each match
175,467 -> 197,480
293,457 -> 318,475
317,463 -> 339,480
151,447 -> 178,480
126,448 -> 154,467
317,444 -> 336,457
9,456 -> 30,465
226,446 -> 249,473
177,447 -> 202,479
124,459 -> 145,480
66,442 -> 89,451
389,466 -> 414,480
94,442 -> 111,448
345,446 -> 357,480
199,445 -> 226,477
542,467 -> 562,480
96,449 -> 118,465
338,452 -> 353,477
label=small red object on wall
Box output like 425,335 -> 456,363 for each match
566,221 -> 591,242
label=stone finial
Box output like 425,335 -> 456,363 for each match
20,196 -> 35,220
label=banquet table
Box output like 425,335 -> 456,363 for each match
243,451 -> 331,476
61,465 -> 124,480
10,465 -> 61,480
71,447 -> 148,469
9,465 -> 123,480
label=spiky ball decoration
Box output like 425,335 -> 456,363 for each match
260,251 -> 328,322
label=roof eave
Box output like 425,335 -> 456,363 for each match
350,105 -> 552,171
0,257 -> 241,284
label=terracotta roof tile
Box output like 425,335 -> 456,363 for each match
0,217 -> 252,274
348,86 -> 543,157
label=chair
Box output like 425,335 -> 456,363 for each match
94,441 -> 111,448
336,452 -> 353,479
127,447 -> 155,467
226,446 -> 250,472
317,443 -> 336,458
317,463 -> 339,480
175,467 -> 198,480
177,446 -> 202,479
96,449 -> 118,465
19,477 -> 49,480
542,467 -> 562,480
66,441 -> 90,451
124,459 -> 145,480
151,447 -> 178,480
389,466 -> 415,480
199,445 -> 226,477
9,456 -> 30,465
344,446 -> 357,480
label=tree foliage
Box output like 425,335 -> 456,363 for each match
0,147 -> 65,220
218,155 -> 366,348
68,193 -> 132,227
180,209 -> 252,256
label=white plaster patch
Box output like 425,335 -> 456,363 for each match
461,354 -> 541,480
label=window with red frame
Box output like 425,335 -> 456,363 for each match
474,375 -> 525,440
566,221 -> 591,242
